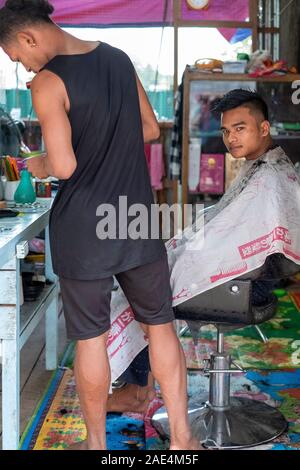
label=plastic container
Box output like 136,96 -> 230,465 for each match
223,61 -> 248,74
4,180 -> 20,201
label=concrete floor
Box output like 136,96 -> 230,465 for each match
0,302 -> 69,447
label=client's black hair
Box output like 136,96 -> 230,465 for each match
212,89 -> 269,121
0,0 -> 54,44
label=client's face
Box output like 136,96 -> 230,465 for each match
221,106 -> 269,160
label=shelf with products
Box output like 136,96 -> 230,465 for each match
181,68 -> 300,209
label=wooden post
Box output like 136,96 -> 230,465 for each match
280,0 -> 300,69
173,0 -> 180,96
181,68 -> 191,211
250,0 -> 259,51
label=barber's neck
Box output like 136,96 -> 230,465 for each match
245,136 -> 274,161
39,25 -> 94,64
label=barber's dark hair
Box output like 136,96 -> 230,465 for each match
212,89 -> 269,121
0,0 -> 54,44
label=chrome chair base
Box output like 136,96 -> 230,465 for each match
151,397 -> 287,449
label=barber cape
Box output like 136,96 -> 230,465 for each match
108,146 -> 300,380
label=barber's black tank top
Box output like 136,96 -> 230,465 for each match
43,42 -> 165,279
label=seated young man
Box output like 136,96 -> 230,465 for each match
110,89 -> 300,412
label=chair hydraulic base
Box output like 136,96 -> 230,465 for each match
151,328 -> 287,449
151,396 -> 287,449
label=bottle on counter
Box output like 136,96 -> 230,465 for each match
14,169 -> 36,204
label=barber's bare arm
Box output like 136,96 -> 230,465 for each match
27,71 -> 77,180
135,73 -> 160,143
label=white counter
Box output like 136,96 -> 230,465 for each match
0,207 -> 58,450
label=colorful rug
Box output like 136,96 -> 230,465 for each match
35,369 -> 145,450
147,369 -> 300,451
20,343 -> 145,450
20,292 -> 300,450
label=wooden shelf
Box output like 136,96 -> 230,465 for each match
20,282 -> 57,350
181,69 -> 300,211
158,121 -> 173,129
185,70 -> 300,82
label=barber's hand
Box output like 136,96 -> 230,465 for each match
26,155 -> 49,179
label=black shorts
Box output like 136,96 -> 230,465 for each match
59,254 -> 175,340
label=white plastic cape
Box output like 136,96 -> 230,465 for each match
108,147 -> 300,380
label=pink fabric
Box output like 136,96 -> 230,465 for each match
218,27 -> 238,42
144,144 -> 152,175
0,0 -> 173,26
182,0 -> 249,42
150,144 -> 165,191
52,0 -> 172,26
0,0 -> 247,31
182,0 -> 249,23
0,0 -> 250,43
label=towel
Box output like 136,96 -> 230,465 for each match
150,144 -> 165,191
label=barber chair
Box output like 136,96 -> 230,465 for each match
152,254 -> 299,449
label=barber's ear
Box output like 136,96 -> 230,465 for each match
16,31 -> 37,48
261,120 -> 271,137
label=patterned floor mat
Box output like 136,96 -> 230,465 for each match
20,292 -> 300,450
146,369 -> 300,450
21,368 -> 145,450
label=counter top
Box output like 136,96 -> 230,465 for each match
0,208 -> 50,268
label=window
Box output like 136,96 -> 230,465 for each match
178,27 -> 252,81
66,27 -> 174,120
0,27 -> 175,121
